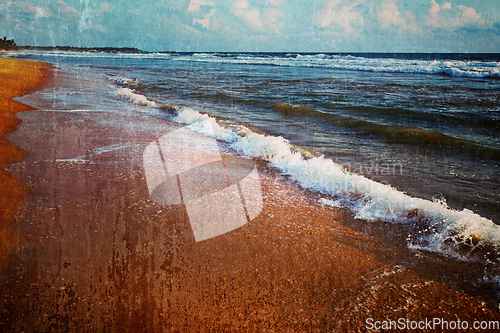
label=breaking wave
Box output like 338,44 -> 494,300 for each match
169,106 -> 500,264
112,87 -> 157,107
16,50 -> 500,78
104,72 -> 500,265
172,53 -> 500,79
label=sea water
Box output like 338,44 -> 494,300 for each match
8,50 -> 500,272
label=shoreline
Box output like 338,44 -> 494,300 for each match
0,57 -> 52,266
0,61 -> 499,331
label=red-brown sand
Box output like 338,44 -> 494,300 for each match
0,62 -> 498,332
0,57 -> 51,266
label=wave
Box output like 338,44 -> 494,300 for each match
107,74 -> 141,86
106,74 -> 160,107
112,87 -> 157,107
108,76 -> 500,160
344,105 -> 500,132
268,102 -> 500,160
103,71 -> 500,264
166,105 -> 500,264
15,49 -> 172,61
362,124 -> 500,159
268,102 -> 318,116
16,50 -> 500,78
173,52 -> 500,79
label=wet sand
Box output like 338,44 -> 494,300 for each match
0,57 -> 51,266
0,62 -> 499,332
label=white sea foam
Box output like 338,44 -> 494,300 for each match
170,106 -> 500,262
113,87 -> 157,107
175,53 -> 500,78
14,50 -> 500,78
172,107 -> 237,142
98,60 -> 500,262
107,74 -> 139,86
172,107 -> 210,124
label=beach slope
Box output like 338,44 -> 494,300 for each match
0,57 -> 51,265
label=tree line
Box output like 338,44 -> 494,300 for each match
0,37 -> 18,50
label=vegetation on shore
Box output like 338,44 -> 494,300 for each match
21,45 -> 147,53
1,37 -> 154,53
1,37 -> 147,53
0,37 -> 18,51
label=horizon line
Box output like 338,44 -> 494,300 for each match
15,46 -> 500,55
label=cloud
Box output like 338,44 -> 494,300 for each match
182,23 -> 202,35
188,0 -> 213,13
315,0 -> 366,34
55,0 -> 79,19
426,0 -> 483,30
35,6 -> 51,19
232,0 -> 265,31
194,8 -> 215,29
231,0 -> 282,33
261,7 -> 283,33
377,0 -> 418,32
15,2 -> 52,19
157,13 -> 203,41
101,2 -> 114,12
1,0 -> 499,52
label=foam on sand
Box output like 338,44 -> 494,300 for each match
170,106 -> 500,263
103,72 -> 500,264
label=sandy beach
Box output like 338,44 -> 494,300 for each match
0,57 -> 51,266
0,58 -> 499,332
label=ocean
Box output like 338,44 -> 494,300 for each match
8,50 -> 500,286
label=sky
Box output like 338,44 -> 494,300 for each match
1,0 -> 499,52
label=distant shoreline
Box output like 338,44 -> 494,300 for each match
20,45 -> 150,54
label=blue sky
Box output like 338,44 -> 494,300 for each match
1,0 -> 499,52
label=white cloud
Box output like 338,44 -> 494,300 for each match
188,0 -> 213,13
232,0 -> 262,31
56,0 -> 79,19
182,23 -> 201,35
426,0 -> 483,30
262,7 -> 283,33
427,0 -> 440,27
315,0 -> 366,34
231,0 -> 282,33
194,8 -> 215,29
377,0 -> 418,31
16,2 -> 52,19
